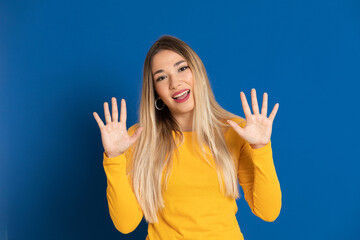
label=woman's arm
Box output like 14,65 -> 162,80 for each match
227,89 -> 281,221
102,125 -> 144,234
237,138 -> 282,222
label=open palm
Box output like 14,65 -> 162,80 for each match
228,89 -> 279,149
93,98 -> 142,158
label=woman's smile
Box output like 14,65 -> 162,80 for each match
172,89 -> 190,103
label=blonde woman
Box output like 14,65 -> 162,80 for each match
93,35 -> 281,240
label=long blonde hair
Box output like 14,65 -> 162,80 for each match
128,35 -> 244,223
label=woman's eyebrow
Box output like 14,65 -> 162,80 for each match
153,60 -> 186,77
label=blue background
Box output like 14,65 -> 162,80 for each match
1,0 -> 359,239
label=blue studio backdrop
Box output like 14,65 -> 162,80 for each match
1,0 -> 360,239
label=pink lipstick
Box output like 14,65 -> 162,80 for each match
172,89 -> 190,103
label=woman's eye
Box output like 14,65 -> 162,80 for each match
179,66 -> 189,72
156,76 -> 166,81
156,66 -> 188,81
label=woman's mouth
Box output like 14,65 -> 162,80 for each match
172,90 -> 190,103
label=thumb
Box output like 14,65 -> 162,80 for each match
129,126 -> 143,145
227,120 -> 244,138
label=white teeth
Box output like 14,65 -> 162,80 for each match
173,90 -> 189,99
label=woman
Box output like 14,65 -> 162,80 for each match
93,35 -> 281,240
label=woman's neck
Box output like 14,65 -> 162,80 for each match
172,111 -> 193,132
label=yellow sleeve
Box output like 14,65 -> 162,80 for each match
102,124 -> 143,233
231,119 -> 282,222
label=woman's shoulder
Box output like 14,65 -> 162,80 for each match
128,123 -> 140,136
223,116 -> 246,155
224,116 -> 246,142
123,123 -> 140,161
229,116 -> 246,128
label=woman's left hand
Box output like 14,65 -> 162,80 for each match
227,88 -> 279,149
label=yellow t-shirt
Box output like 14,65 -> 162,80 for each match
102,117 -> 282,240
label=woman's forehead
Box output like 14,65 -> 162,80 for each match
152,50 -> 186,69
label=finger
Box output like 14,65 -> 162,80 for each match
227,120 -> 244,138
104,102 -> 112,124
129,126 -> 143,145
251,88 -> 260,115
261,92 -> 268,117
240,91 -> 252,119
120,99 -> 127,127
93,112 -> 105,129
112,97 -> 119,122
268,103 -> 279,122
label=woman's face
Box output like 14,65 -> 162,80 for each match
152,49 -> 195,117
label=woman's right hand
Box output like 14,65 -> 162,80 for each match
93,97 -> 143,158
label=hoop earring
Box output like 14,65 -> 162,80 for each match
155,98 -> 165,110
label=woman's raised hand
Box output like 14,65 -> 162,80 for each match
93,98 -> 143,158
227,89 -> 279,149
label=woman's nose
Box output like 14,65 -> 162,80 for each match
169,76 -> 181,89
